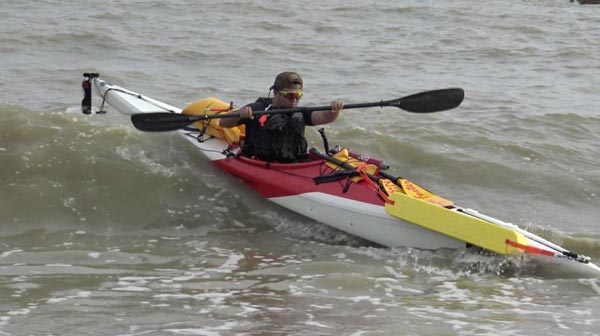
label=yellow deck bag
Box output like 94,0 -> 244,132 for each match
182,98 -> 245,145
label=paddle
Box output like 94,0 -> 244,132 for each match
130,88 -> 464,132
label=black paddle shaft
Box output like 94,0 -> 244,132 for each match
131,88 -> 464,132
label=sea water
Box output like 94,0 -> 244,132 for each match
1,1 -> 599,335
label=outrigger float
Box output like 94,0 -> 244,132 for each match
81,73 -> 600,277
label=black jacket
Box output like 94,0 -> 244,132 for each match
238,97 -> 314,163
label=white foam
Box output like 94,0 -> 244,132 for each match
160,236 -> 181,241
205,253 -> 244,274
383,265 -> 408,279
112,286 -> 151,292
0,249 -> 22,259
309,304 -> 333,310
7,308 -> 30,316
47,297 -> 68,303
304,320 -> 333,328
78,291 -> 91,298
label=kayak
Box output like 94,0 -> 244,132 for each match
83,73 -> 600,277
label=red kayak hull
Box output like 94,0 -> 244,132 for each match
213,155 -> 385,206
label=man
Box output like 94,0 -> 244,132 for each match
220,72 -> 344,163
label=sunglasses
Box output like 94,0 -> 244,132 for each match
278,89 -> 304,101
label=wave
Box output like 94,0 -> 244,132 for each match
1,98 -> 598,265
0,106 -> 225,234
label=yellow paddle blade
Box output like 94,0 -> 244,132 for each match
399,179 -> 454,207
385,192 -> 527,255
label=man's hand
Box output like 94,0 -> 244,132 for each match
238,106 -> 254,120
330,100 -> 344,113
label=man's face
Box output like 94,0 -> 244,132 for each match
274,84 -> 303,108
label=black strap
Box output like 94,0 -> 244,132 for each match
313,169 -> 358,184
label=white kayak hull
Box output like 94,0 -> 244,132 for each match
89,77 -> 600,278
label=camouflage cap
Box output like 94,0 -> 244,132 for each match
271,72 -> 303,90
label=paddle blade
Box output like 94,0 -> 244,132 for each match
131,113 -> 201,132
389,88 -> 464,113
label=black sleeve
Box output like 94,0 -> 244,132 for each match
303,110 -> 314,126
235,102 -> 265,126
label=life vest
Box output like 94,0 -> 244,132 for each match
241,97 -> 310,163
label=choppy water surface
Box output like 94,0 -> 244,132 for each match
1,1 -> 600,335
